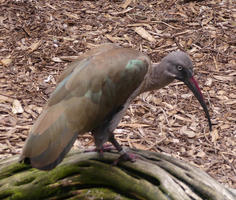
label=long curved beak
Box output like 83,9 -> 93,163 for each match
184,76 -> 212,131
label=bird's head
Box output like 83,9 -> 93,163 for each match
162,51 -> 212,131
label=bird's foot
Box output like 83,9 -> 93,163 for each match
100,144 -> 116,152
84,144 -> 115,153
97,144 -> 118,158
83,147 -> 105,158
84,144 -> 117,158
113,152 -> 137,165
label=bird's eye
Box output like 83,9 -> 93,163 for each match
177,65 -> 183,71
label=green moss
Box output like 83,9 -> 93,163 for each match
0,163 -> 31,180
68,188 -> 133,200
48,164 -> 81,181
0,190 -> 12,199
0,163 -> 82,200
14,176 -> 35,186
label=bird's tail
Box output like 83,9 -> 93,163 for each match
19,106 -> 79,170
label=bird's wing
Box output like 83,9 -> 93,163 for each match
57,43 -> 119,83
20,46 -> 149,170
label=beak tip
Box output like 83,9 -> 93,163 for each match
187,77 -> 213,132
209,126 -> 212,132
208,117 -> 212,132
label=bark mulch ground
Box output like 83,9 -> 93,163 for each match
0,0 -> 235,188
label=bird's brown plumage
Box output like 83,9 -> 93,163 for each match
20,44 -> 150,170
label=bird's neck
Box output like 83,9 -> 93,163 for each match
141,62 -> 175,93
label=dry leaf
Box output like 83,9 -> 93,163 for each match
211,129 -> 219,143
181,93 -> 192,99
127,23 -> 153,29
196,150 -> 206,158
189,122 -> 197,132
174,115 -> 192,122
202,16 -> 213,25
0,95 -> 13,103
213,75 -> 234,81
110,7 -> 133,15
0,58 -> 12,66
52,57 -> 63,62
162,102 -> 174,109
62,36 -> 76,41
229,93 -> 236,99
121,0 -> 133,9
180,147 -> 186,153
0,16 -> 6,24
12,99 -> 24,114
224,99 -> 236,105
28,104 -> 43,114
180,126 -> 196,138
119,123 -> 150,128
105,34 -> 120,42
172,138 -> 180,143
44,75 -> 55,83
226,117 -> 236,122
153,98 -> 162,105
132,143 -> 148,150
29,40 -> 41,52
64,12 -> 79,19
187,149 -> 195,157
220,124 -> 230,130
134,27 -> 156,42
205,78 -> 213,86
60,56 -> 80,61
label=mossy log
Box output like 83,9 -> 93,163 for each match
0,149 -> 235,200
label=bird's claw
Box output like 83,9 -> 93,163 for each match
83,144 -> 117,158
113,152 -> 137,165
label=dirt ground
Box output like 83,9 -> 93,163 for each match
0,0 -> 235,188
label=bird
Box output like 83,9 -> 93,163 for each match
19,43 -> 212,170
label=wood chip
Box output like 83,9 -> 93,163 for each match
180,126 -> 196,138
121,0 -> 133,9
213,75 -> 234,81
12,100 -> 24,114
134,27 -> 156,42
28,40 -> 41,53
0,58 -> 12,66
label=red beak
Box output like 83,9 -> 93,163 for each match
184,76 -> 212,131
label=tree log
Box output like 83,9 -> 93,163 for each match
0,149 -> 235,200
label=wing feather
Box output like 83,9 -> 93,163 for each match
20,45 -> 150,170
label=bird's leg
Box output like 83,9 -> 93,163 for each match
83,146 -> 108,158
109,134 -> 136,165
100,144 -> 117,151
95,144 -> 116,157
88,130 -> 116,157
92,127 -> 136,164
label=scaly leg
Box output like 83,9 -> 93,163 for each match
109,134 -> 136,165
83,144 -> 115,155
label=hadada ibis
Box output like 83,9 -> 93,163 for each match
20,43 -> 212,170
